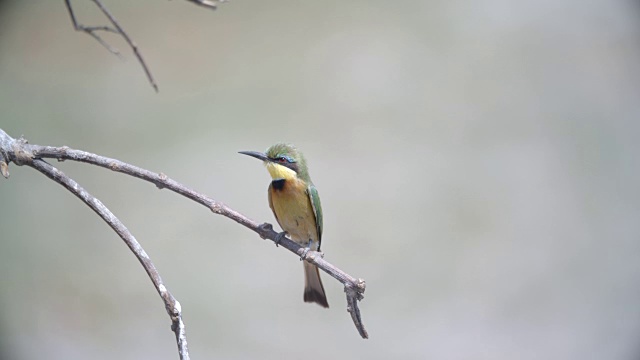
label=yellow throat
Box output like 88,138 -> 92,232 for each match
266,162 -> 297,180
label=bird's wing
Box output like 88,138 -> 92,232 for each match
307,185 -> 324,251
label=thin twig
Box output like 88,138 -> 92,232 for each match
65,0 -> 157,91
0,128 -> 369,339
65,0 -> 122,57
28,158 -> 191,360
90,0 -> 158,92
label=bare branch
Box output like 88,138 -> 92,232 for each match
29,159 -> 191,359
345,280 -> 368,339
0,128 -> 369,339
0,130 -> 191,358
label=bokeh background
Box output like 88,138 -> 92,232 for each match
1,1 -> 640,359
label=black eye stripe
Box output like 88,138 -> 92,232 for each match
273,156 -> 294,163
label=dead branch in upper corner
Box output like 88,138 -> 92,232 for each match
0,128 -> 369,355
64,0 -> 225,92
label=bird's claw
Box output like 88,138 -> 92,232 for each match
300,239 -> 313,261
299,247 -> 310,261
274,231 -> 288,247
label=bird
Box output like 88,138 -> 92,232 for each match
239,143 -> 329,308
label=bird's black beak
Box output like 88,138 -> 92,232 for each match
238,151 -> 271,162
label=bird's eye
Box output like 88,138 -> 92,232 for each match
277,157 -> 288,163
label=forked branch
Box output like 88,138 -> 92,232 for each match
0,129 -> 369,348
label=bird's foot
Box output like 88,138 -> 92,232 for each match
274,231 -> 288,247
299,247 -> 310,261
299,239 -> 313,261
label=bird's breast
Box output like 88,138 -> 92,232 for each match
269,178 -> 318,246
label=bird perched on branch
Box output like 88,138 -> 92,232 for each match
239,143 -> 328,308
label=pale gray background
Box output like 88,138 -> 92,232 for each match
1,1 -> 639,359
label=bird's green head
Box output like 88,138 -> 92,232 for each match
239,143 -> 311,182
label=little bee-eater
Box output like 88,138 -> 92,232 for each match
239,143 -> 329,308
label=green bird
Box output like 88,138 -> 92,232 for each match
239,143 -> 328,308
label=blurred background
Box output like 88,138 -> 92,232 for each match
1,0 -> 640,359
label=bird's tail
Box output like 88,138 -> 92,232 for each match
303,262 -> 329,308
